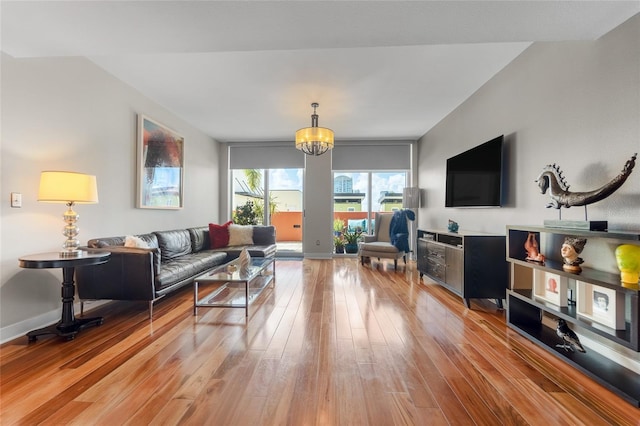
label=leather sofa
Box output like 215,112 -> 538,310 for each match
76,225 -> 277,318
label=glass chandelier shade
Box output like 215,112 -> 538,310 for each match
295,103 -> 334,156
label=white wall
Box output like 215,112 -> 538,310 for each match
303,152 -> 334,258
0,54 -> 220,341
418,14 -> 639,234
417,13 -> 640,369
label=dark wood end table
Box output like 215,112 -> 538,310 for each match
19,251 -> 111,342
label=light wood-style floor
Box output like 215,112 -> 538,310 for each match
2,258 -> 639,425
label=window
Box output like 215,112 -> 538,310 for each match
333,171 -> 408,237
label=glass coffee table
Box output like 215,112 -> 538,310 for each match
193,257 -> 275,317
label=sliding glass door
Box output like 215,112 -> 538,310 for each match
231,168 -> 304,256
268,169 -> 303,256
229,144 -> 306,257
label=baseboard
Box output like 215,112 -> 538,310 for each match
1,309 -> 59,344
0,300 -> 110,344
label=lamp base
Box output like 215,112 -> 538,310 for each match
59,249 -> 82,258
61,203 -> 81,257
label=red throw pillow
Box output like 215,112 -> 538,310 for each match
209,221 -> 232,248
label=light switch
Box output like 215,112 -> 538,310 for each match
11,192 -> 22,208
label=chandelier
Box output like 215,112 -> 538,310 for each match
295,102 -> 334,156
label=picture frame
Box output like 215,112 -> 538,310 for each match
533,270 -> 567,307
137,115 -> 184,209
576,281 -> 625,330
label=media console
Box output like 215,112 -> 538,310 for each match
417,229 -> 508,308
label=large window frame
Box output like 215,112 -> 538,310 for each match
332,171 -> 409,236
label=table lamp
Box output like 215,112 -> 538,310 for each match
38,171 -> 99,257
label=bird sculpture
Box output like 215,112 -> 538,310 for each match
556,319 -> 586,353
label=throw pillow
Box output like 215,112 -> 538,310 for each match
228,224 -> 254,246
209,221 -> 232,248
124,235 -> 150,249
252,225 -> 274,245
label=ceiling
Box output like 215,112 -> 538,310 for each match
2,1 -> 639,143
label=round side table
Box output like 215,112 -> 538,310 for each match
19,250 -> 111,341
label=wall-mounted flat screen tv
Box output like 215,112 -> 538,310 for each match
445,135 -> 504,208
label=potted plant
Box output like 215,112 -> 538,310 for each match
343,227 -> 362,254
233,201 -> 259,225
334,235 -> 345,254
333,218 -> 345,236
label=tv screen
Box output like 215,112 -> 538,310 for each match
445,135 -> 504,207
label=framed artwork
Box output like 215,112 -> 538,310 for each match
137,115 -> 184,209
533,270 -> 567,307
576,281 -> 625,330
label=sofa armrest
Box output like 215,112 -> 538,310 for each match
103,246 -> 161,275
362,235 -> 377,243
76,246 -> 158,301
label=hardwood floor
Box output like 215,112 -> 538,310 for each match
1,258 -> 639,425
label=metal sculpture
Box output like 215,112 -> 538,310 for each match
556,319 -> 586,353
535,153 -> 636,210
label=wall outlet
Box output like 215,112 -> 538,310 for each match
10,192 -> 22,208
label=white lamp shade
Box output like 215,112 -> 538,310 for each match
38,171 -> 99,203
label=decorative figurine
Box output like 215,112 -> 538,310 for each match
239,248 -> 251,274
535,153 -> 636,210
556,319 -> 586,353
447,219 -> 459,233
524,232 -> 545,263
615,244 -> 640,289
561,236 -> 587,273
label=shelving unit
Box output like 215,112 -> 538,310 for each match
506,225 -> 640,406
417,229 -> 507,308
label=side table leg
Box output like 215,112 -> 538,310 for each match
60,266 -> 76,327
27,265 -> 103,342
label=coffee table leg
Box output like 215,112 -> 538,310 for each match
245,279 -> 249,317
193,281 -> 198,315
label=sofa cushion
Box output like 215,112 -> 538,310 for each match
222,244 -> 277,261
209,221 -> 232,248
228,224 -> 253,246
253,225 -> 276,245
88,233 -> 159,249
154,229 -> 192,262
155,251 -> 227,290
188,226 -> 211,252
359,241 -> 399,254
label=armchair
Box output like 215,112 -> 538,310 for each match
359,212 -> 408,270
